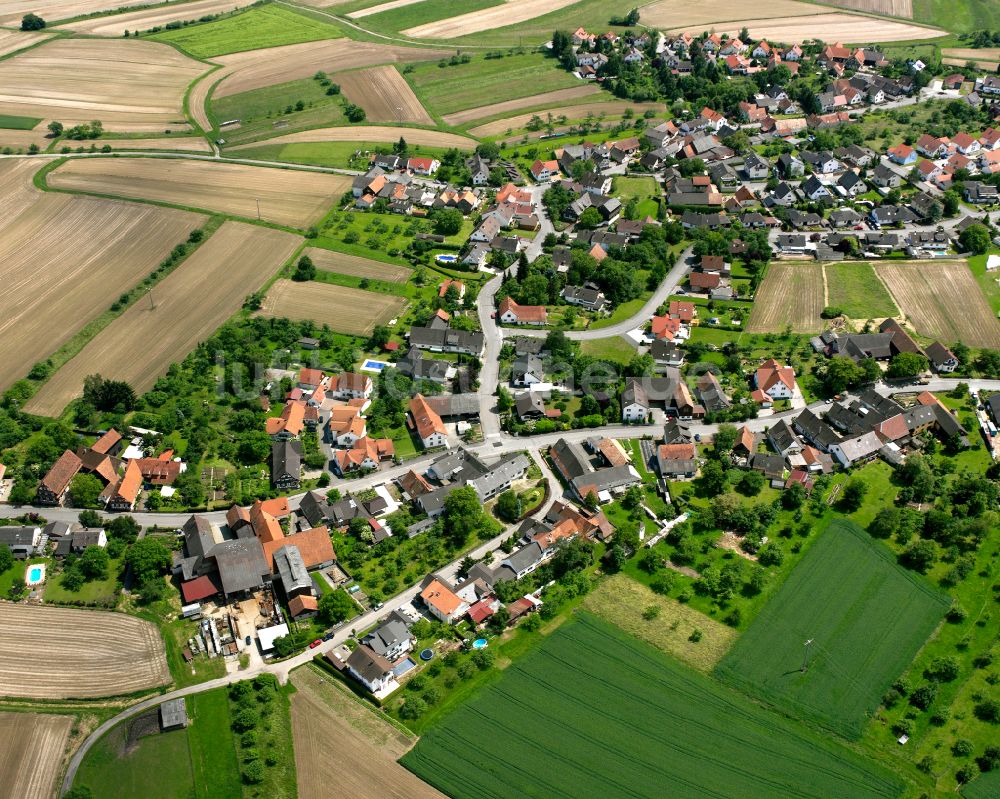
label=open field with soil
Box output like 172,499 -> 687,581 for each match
404,614 -> 903,799
0,605 -> 169,699
688,12 -> 944,41
292,667 -> 445,799
104,136 -> 213,152
582,574 -> 736,671
875,260 -> 1000,348
211,39 -> 449,99
0,38 -> 204,133
747,263 -> 825,333
0,127 -> 49,150
716,519 -> 949,739
28,222 -> 299,414
0,28 -> 52,57
0,712 -> 73,799
60,0 -> 245,37
642,0 -> 820,27
150,3 -> 342,57
0,0 -> 154,25
442,85 -> 600,127
48,157 -> 349,226
305,247 -> 411,282
229,124 -> 475,150
824,261 -> 899,320
0,160 -> 204,393
401,0 -> 578,38
348,0 -> 428,18
338,65 -> 434,125
819,0 -> 913,16
468,100 -> 661,136
259,279 -> 406,336
942,47 -> 1000,63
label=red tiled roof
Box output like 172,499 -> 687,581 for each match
180,574 -> 221,603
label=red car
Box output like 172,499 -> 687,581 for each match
309,639 -> 322,649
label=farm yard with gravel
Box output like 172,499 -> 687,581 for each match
0,605 -> 169,699
47,157 -> 349,227
27,222 -> 300,415
0,38 -> 205,132
337,66 -> 434,125
0,712 -> 73,799
259,279 -> 407,336
747,263 -> 825,333
874,261 -> 1000,348
305,247 -> 411,282
0,160 -> 204,393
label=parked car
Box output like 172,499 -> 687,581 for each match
309,639 -> 322,649
322,633 -> 334,641
245,635 -> 252,646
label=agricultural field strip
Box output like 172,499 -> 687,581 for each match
716,520 -> 950,738
0,38 -> 205,133
229,125 -> 475,150
678,13 -> 944,42
404,615 -> 902,799
47,157 -> 351,227
0,29 -> 53,58
0,0 -> 155,25
304,247 -> 411,282
337,65 -> 433,125
347,0 -> 425,18
211,39 -> 450,98
59,0 -> 245,37
0,605 -> 169,699
0,160 -> 204,393
26,222 -> 301,415
258,279 -> 407,337
747,263 -> 825,333
875,261 -> 1000,348
467,101 -> 661,137
401,0 -> 578,39
0,712 -> 73,799
823,261 -> 900,319
103,136 -> 213,152
817,0 -> 913,17
441,85 -> 601,127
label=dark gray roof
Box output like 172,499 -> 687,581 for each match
271,439 -> 301,481
274,545 -> 311,594
424,393 -> 480,418
363,619 -> 412,657
212,538 -> 269,596
346,645 -> 392,683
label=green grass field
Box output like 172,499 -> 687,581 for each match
579,336 -> 635,363
187,691 -> 241,799
966,252 -> 1000,315
405,53 -> 581,116
962,771 -> 1000,799
824,262 -> 899,320
151,4 -> 342,57
42,561 -> 121,605
211,77 -> 347,143
356,0 -> 500,34
913,0 -> 1000,31
0,114 -> 42,130
715,519 -> 950,739
402,614 -> 903,799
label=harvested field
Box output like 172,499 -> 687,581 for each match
442,85 -> 600,126
747,263 -> 825,333
292,668 -> 445,799
338,65 -> 433,125
212,39 -> 449,98
27,222 -> 300,414
60,0 -> 245,36
943,47 -> 1000,61
0,160 -> 203,393
230,124 -> 475,149
0,28 -> 52,57
305,247 -> 411,282
468,101 -> 661,136
0,127 -> 47,150
943,56 -> 999,70
104,136 -> 212,152
48,157 -> 349,227
0,605 -> 169,699
0,38 -> 205,133
348,0 -> 426,18
0,712 -> 73,799
0,0 -> 154,25
643,0 -> 819,28
819,0 -> 912,16
875,261 -> 1000,348
691,13 -> 944,42
402,0 -> 578,38
259,279 -> 406,336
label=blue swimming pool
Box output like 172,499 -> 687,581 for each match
472,638 -> 488,650
26,564 -> 45,585
362,360 -> 387,371
436,254 -> 458,264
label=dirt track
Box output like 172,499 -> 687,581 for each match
291,668 -> 446,799
28,222 -> 300,414
442,85 -> 601,127
0,712 -> 73,799
231,124 -> 476,150
338,65 -> 434,125
0,605 -> 169,699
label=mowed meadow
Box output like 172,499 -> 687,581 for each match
27,222 -> 301,416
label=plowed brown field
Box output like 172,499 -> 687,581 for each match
0,712 -> 73,799
259,279 -> 406,336
338,65 -> 433,125
747,263 -> 825,333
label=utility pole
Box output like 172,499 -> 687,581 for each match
256,198 -> 261,220
148,290 -> 155,311
801,638 -> 814,673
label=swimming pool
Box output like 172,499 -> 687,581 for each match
361,359 -> 389,373
472,638 -> 488,650
26,564 -> 45,586
435,254 -> 458,264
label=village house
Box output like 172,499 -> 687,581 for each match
499,297 -> 547,326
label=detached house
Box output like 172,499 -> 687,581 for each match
754,359 -> 796,401
409,394 -> 448,449
499,297 -> 547,326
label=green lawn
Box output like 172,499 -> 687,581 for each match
912,0 -> 1000,31
188,691 -> 241,799
967,252 -> 1000,316
42,561 -> 121,606
403,614 -> 903,799
579,336 -> 634,363
405,53 -> 581,116
234,140 -> 460,171
716,519 -> 950,739
824,261 -> 899,320
150,4 -> 342,58
0,114 -> 42,130
962,771 -> 1000,799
